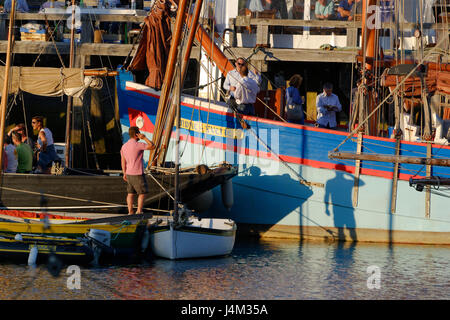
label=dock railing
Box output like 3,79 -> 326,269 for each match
227,16 -> 450,70
0,10 -> 448,69
0,10 -> 149,67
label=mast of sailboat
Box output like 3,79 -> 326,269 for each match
149,0 -> 189,167
155,0 -> 204,168
64,0 -> 76,168
0,0 -> 16,171
173,51 -> 182,221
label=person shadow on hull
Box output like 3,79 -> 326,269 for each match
324,164 -> 364,243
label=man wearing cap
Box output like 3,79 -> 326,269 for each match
120,126 -> 155,215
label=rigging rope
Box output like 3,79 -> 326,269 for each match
333,33 -> 450,153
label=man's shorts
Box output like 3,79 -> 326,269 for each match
126,174 -> 149,195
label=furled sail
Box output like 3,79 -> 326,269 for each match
0,66 -> 96,98
128,0 -> 174,90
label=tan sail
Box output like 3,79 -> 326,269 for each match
0,66 -> 93,98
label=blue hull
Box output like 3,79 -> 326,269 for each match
116,71 -> 450,244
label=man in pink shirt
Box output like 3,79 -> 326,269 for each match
120,126 -> 155,214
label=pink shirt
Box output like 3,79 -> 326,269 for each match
120,139 -> 148,175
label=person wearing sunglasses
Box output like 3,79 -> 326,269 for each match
31,116 -> 59,174
223,57 -> 261,115
231,65 -> 259,116
223,57 -> 261,99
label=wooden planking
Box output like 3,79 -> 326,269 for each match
231,17 -> 450,31
224,47 -> 358,63
0,41 -> 202,57
352,132 -> 363,208
0,41 -> 356,63
425,143 -> 432,219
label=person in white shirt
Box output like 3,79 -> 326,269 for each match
229,65 -> 259,116
223,57 -> 261,97
316,82 -> 342,129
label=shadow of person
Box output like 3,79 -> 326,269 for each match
324,164 -> 364,243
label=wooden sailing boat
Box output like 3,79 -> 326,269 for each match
148,63 -> 236,258
138,0 -> 236,259
0,0 -> 236,214
116,0 -> 450,244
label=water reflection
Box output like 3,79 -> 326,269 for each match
0,239 -> 448,300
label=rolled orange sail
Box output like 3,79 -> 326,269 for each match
360,0 -> 382,71
195,24 -> 235,77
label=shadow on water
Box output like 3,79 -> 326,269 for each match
324,164 -> 364,243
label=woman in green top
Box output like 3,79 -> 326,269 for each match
12,132 -> 33,173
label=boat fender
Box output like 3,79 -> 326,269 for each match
92,244 -> 102,266
28,246 -> 38,266
15,234 -> 23,241
88,229 -> 111,247
141,229 -> 150,253
221,179 -> 234,210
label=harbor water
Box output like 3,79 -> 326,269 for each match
0,238 -> 449,300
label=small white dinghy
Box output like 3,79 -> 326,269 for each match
148,208 -> 236,260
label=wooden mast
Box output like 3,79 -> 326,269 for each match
361,0 -> 379,71
0,0 -> 16,171
173,54 -> 182,221
360,0 -> 380,136
64,0 -> 76,168
149,0 -> 190,167
156,0 -> 204,168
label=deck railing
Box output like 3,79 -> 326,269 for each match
0,10 -> 448,68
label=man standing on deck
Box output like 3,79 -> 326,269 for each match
231,65 -> 260,116
316,82 -> 342,130
223,57 -> 261,94
121,126 -> 155,215
223,57 -> 261,114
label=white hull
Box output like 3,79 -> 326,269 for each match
149,218 -> 236,259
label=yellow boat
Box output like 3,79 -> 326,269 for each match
0,211 -> 153,252
0,232 -> 94,264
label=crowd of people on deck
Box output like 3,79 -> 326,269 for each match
244,0 -> 363,21
223,57 -> 342,130
314,0 -> 362,21
2,116 -> 60,174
